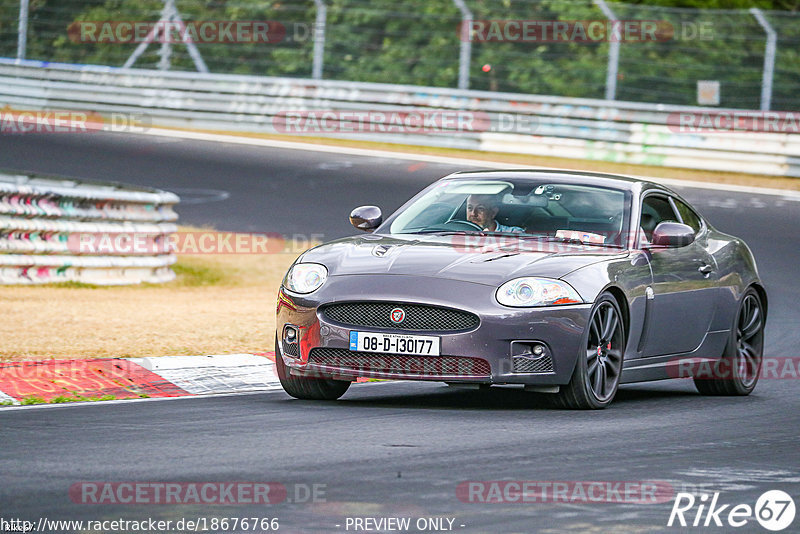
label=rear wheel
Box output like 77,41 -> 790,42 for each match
694,288 -> 764,396
274,337 -> 351,400
553,293 -> 625,409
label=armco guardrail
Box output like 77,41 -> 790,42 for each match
1,58 -> 798,177
0,171 -> 179,285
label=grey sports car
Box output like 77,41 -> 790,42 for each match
275,170 -> 767,409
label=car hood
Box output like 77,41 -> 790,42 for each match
299,234 -> 628,286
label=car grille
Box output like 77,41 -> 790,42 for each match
512,355 -> 554,374
319,302 -> 479,332
308,348 -> 491,377
282,340 -> 300,358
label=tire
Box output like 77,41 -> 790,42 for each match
694,288 -> 764,396
553,293 -> 626,409
274,337 -> 351,400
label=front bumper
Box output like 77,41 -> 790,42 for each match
276,275 -> 591,386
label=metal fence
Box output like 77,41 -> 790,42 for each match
0,170 -> 179,284
2,59 -> 798,177
1,0 -> 798,111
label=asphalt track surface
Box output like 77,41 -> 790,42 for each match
1,132 -> 800,533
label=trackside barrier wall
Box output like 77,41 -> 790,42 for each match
0,59 -> 798,177
0,171 -> 179,285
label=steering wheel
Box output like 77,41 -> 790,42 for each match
425,219 -> 484,232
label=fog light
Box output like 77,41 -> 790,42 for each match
510,340 -> 551,360
510,341 -> 554,374
281,325 -> 301,359
284,325 -> 298,342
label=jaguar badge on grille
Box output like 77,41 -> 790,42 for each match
390,307 -> 406,324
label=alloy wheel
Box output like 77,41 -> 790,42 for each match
585,301 -> 624,402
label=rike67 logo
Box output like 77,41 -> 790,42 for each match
668,490 -> 795,531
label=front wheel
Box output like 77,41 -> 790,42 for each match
274,337 -> 351,400
553,293 -> 625,409
694,288 -> 764,396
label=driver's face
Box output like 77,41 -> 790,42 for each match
466,195 -> 498,229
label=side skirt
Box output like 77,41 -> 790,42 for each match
621,330 -> 729,384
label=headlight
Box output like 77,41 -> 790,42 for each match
496,277 -> 582,307
284,263 -> 328,294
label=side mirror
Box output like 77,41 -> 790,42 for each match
651,222 -> 695,248
350,205 -> 382,232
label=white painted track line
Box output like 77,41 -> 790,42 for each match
142,127 -> 800,201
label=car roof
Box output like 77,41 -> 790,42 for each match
443,168 -> 674,196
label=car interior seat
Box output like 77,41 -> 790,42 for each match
640,212 -> 658,242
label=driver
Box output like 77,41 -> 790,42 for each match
466,193 -> 524,233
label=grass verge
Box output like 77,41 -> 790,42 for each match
0,228 -> 299,362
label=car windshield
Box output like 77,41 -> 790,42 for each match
388,179 -> 630,247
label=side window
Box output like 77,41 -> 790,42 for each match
640,195 -> 678,242
672,198 -> 702,234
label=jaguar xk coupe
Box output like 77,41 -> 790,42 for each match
275,170 -> 766,409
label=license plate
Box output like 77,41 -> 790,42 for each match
349,331 -> 440,356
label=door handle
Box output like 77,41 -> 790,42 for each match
698,263 -> 714,275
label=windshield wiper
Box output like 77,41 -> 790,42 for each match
545,236 -> 622,248
413,230 -> 487,236
410,231 -> 621,248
